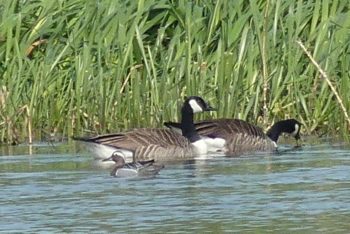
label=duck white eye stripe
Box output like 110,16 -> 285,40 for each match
189,99 -> 203,113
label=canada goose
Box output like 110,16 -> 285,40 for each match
164,118 -> 302,155
102,151 -> 164,177
73,96 -> 216,162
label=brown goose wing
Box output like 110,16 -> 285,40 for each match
194,118 -> 275,155
194,118 -> 267,139
74,128 -> 193,161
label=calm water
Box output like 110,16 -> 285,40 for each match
1,141 -> 350,233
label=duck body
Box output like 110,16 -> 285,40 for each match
103,152 -> 164,177
164,118 -> 302,156
73,96 -> 215,162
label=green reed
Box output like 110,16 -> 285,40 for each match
0,0 -> 349,144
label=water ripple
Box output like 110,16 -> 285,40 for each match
0,143 -> 350,232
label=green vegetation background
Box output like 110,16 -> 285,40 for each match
1,0 -> 350,144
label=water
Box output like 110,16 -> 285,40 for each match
1,141 -> 350,233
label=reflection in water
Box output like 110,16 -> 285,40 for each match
0,142 -> 350,232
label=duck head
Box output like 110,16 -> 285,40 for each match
102,151 -> 126,168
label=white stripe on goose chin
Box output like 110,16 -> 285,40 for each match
272,141 -> 278,148
189,99 -> 203,113
291,124 -> 299,137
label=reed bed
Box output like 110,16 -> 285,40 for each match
0,0 -> 349,144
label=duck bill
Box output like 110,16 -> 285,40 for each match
102,156 -> 113,162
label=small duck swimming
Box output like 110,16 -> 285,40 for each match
102,151 -> 164,177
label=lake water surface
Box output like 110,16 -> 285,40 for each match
1,140 -> 350,233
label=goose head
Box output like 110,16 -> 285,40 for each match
183,96 -> 216,114
266,119 -> 302,144
180,96 -> 216,145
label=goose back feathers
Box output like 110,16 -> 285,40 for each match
195,119 -> 276,154
74,129 -> 197,162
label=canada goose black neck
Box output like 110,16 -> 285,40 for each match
181,102 -> 201,143
180,96 -> 215,143
266,119 -> 301,143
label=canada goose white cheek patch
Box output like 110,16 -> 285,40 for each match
272,141 -> 278,148
189,99 -> 203,113
291,124 -> 299,136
